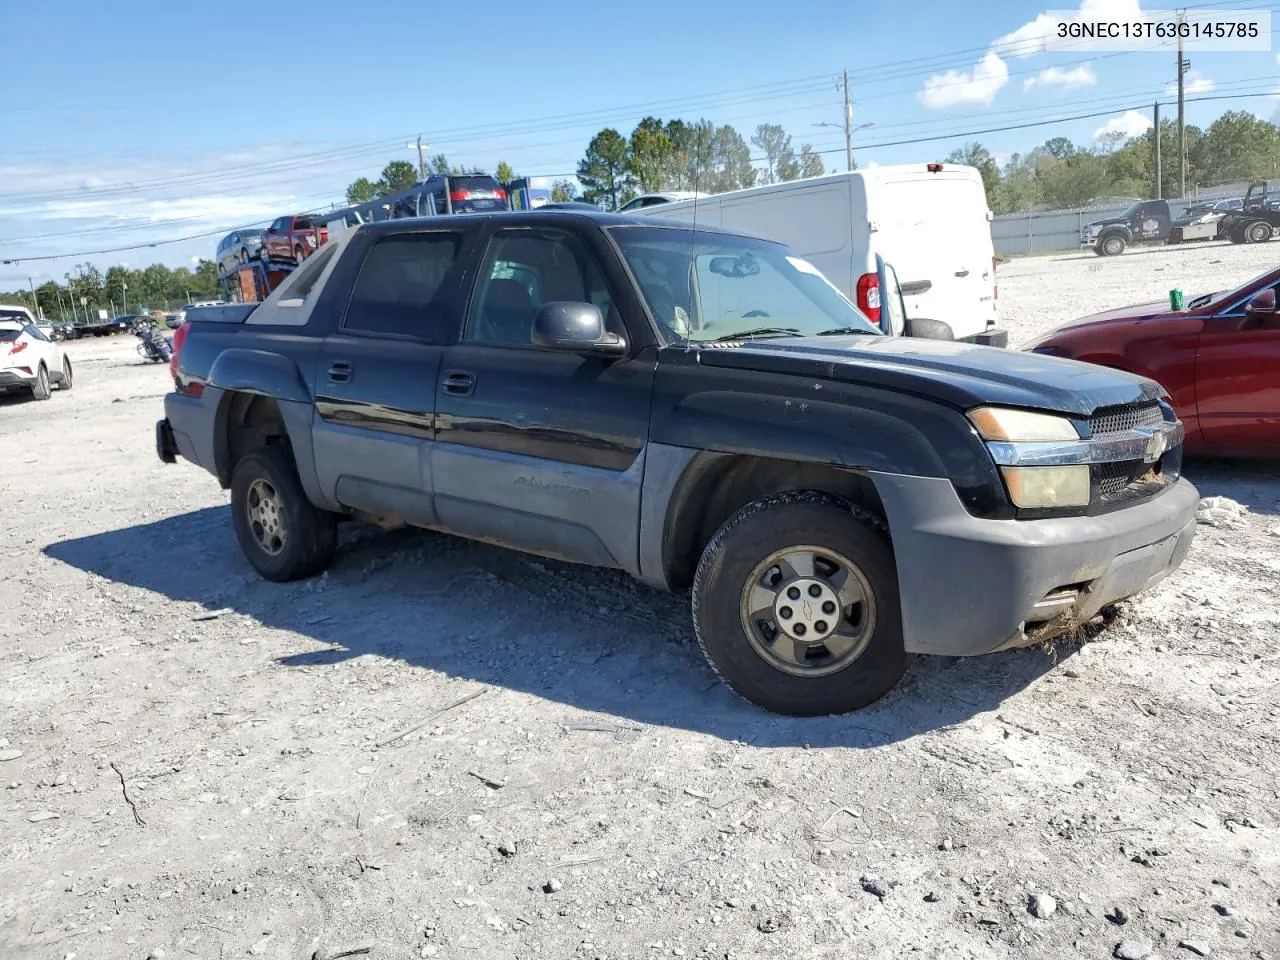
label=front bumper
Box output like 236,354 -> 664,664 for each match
1080,236 -> 1099,248
868,472 -> 1198,656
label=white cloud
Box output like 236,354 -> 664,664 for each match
1024,64 -> 1097,90
918,51 -> 1010,110
1165,71 -> 1215,96
997,0 -> 1143,57
1093,109 -> 1153,143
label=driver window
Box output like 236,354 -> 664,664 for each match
465,229 -> 613,345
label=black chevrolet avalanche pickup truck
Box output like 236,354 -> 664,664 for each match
157,211 -> 1197,715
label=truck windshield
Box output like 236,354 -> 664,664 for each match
609,226 -> 881,345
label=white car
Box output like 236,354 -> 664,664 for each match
0,305 -> 72,400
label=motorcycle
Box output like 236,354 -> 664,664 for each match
135,321 -> 173,363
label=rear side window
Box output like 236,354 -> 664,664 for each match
344,233 -> 462,340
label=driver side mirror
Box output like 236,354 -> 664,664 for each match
1245,288 -> 1279,325
531,302 -> 627,357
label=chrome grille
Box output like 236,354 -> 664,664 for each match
1089,401 -> 1164,438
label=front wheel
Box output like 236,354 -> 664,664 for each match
230,445 -> 337,582
293,245 -> 306,263
58,356 -> 73,390
692,492 -> 907,715
1100,235 -> 1126,256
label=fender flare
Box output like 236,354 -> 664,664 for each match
207,348 -> 311,403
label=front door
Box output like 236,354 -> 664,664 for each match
1196,279 -> 1280,453
432,224 -> 656,573
1133,202 -> 1170,243
312,227 -> 476,526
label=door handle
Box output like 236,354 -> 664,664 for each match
443,370 -> 476,396
954,269 -> 970,278
328,361 -> 352,383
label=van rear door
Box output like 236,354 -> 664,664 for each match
870,170 -> 998,342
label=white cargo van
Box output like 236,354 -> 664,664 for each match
638,164 -> 1003,344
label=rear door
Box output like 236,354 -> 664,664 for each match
1195,277 -> 1280,453
311,225 -> 479,526
431,223 -> 656,572
873,172 -> 995,340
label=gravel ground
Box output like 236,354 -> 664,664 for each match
2,241 -> 1278,960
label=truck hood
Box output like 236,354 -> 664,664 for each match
694,336 -> 1161,416
1083,216 -> 1126,230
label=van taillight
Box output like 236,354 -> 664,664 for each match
856,273 -> 881,324
494,188 -> 507,200
992,256 -> 999,300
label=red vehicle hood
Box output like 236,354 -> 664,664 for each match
1056,299 -> 1172,331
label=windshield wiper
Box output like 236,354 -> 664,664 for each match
700,326 -> 803,343
1186,291 -> 1221,309
815,326 -> 880,336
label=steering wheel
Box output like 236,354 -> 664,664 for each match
742,310 -> 771,318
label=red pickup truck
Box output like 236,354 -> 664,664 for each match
260,215 -> 328,264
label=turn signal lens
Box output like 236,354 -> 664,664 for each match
969,407 -> 1079,442
1001,465 -> 1091,508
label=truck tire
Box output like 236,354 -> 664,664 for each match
230,445 -> 337,582
30,364 -> 51,401
1246,221 -> 1273,243
691,491 -> 907,715
1100,234 -> 1126,256
1228,225 -> 1246,244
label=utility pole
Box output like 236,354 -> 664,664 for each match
842,70 -> 854,173
1176,10 -> 1187,198
27,276 -> 39,319
407,136 -> 429,181
1154,102 -> 1162,199
122,280 -> 128,315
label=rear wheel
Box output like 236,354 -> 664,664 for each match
1246,221 -> 1273,243
1100,234 -> 1126,256
230,445 -> 337,581
30,364 -> 51,401
692,492 -> 907,715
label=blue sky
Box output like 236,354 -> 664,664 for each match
2,0 -> 1276,288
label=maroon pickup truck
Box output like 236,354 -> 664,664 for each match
260,214 -> 328,264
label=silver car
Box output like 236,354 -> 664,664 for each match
216,230 -> 266,275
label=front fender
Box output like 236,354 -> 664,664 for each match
207,348 -> 311,403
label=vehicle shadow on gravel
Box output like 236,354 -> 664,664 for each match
46,507 -> 1068,747
1184,458 -> 1280,515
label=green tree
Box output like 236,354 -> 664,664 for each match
495,160 -> 516,183
627,116 -> 675,193
1198,111 -> 1280,185
577,128 -> 634,209
945,142 -> 1000,207
799,144 -> 825,179
65,263 -> 104,312
346,177 -> 378,203
430,154 -> 452,174
995,153 -> 1041,213
104,265 -> 130,312
551,179 -> 578,202
378,160 -> 419,193
751,123 -> 794,184
1037,152 -> 1111,208
1040,137 -> 1077,161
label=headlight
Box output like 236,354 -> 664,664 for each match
969,407 -> 1090,509
999,465 -> 1091,508
969,407 -> 1080,442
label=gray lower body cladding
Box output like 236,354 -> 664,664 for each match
869,472 -> 1198,656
